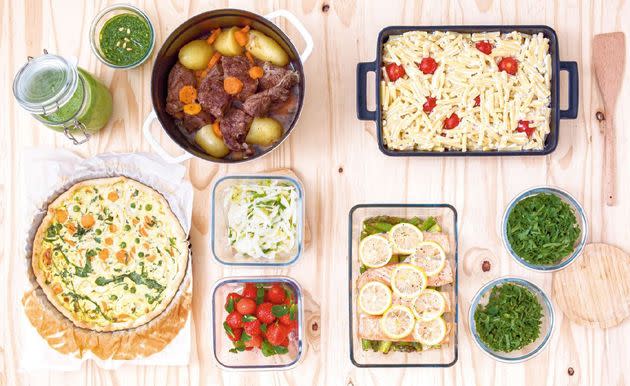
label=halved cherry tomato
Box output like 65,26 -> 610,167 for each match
385,63 -> 406,81
498,57 -> 518,75
474,95 -> 480,107
226,311 -> 244,329
265,323 -> 288,346
443,113 -> 460,130
241,283 -> 257,299
236,298 -> 257,315
227,327 -> 242,342
517,120 -> 535,137
418,57 -> 438,74
265,283 -> 287,304
245,333 -> 263,348
423,96 -> 437,114
475,41 -> 493,55
244,318 -> 262,336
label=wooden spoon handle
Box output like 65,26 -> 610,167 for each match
602,115 -> 617,206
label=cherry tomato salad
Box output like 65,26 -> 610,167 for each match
223,282 -> 299,356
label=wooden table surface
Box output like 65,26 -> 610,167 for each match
1,1 -> 629,385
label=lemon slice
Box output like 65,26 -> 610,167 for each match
411,289 -> 446,321
391,264 -> 427,298
388,223 -> 423,255
359,281 -> 392,315
413,317 -> 447,346
408,241 -> 446,276
359,234 -> 393,268
379,305 -> 415,340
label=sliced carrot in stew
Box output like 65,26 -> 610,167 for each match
224,76 -> 243,95
212,121 -> 222,138
206,28 -> 221,45
208,51 -> 222,69
234,28 -> 249,47
245,51 -> 255,65
178,85 -> 197,104
183,103 -> 202,115
248,66 -> 264,79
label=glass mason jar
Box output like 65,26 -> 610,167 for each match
13,50 -> 113,144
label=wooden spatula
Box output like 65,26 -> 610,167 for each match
593,32 -> 626,206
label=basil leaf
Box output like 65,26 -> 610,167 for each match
289,304 -> 297,321
233,340 -> 246,352
272,305 -> 289,317
229,348 -> 238,354
261,340 -> 275,357
225,297 -> 235,313
223,322 -> 236,340
273,345 -> 289,355
241,331 -> 252,342
242,315 -> 257,323
256,286 -> 265,305
260,323 -> 267,333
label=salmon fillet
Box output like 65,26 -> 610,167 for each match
358,313 -> 451,343
357,262 -> 454,290
422,232 -> 451,254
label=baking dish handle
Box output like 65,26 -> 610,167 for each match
356,61 -> 377,121
559,61 -> 579,119
265,10 -> 314,63
142,111 -> 193,164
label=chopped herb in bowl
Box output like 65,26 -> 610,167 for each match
473,283 -> 543,353
506,193 -> 581,266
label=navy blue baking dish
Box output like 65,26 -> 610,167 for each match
357,25 -> 579,156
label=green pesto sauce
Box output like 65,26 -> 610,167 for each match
99,13 -> 151,66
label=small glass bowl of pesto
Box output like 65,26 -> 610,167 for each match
501,186 -> 588,272
89,4 -> 155,69
469,277 -> 555,363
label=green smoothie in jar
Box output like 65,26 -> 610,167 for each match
13,52 -> 113,143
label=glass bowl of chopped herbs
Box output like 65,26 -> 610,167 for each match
469,277 -> 554,363
502,186 -> 588,272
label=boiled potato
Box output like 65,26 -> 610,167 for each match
213,27 -> 242,56
246,117 -> 283,146
178,40 -> 214,70
195,124 -> 230,158
246,30 -> 289,67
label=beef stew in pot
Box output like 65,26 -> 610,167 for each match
164,25 -> 300,160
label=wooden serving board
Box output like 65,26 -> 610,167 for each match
553,243 -> 630,328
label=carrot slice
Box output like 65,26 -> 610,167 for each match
105,237 -> 113,245
223,76 -> 243,95
80,214 -> 95,228
208,51 -> 222,69
99,249 -> 110,261
212,121 -> 222,138
248,66 -> 264,79
178,85 -> 197,104
206,28 -> 221,45
116,250 -> 128,264
109,224 -> 118,233
55,209 -> 68,223
245,51 -> 255,65
234,30 -> 249,46
107,191 -> 119,201
183,103 -> 202,115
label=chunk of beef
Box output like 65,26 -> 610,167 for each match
220,108 -> 253,152
166,62 -> 196,117
221,56 -> 258,101
259,62 -> 294,90
182,110 -> 212,133
242,70 -> 299,117
198,65 -> 231,119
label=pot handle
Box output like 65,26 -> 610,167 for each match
142,111 -> 193,164
559,61 -> 579,119
356,61 -> 377,121
265,9 -> 313,63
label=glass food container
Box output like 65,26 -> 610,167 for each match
212,276 -> 305,370
212,175 -> 304,266
13,50 -> 113,144
501,186 -> 588,272
348,204 -> 458,367
89,4 -> 155,69
468,277 -> 555,363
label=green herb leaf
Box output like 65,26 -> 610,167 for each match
225,297 -> 235,313
223,322 -> 236,340
260,323 -> 267,333
256,285 -> 265,305
242,315 -> 257,323
289,304 -> 297,321
272,305 -> 289,317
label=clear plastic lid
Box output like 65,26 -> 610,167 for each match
13,51 -> 78,115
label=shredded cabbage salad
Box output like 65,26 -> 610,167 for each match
225,180 -> 298,260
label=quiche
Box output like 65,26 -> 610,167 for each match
31,176 -> 189,332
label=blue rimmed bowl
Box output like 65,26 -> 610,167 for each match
501,186 -> 588,272
469,277 -> 554,363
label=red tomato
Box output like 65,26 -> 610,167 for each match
244,318 -> 262,336
227,327 -> 242,342
475,40 -> 493,55
418,57 -> 438,74
266,284 -> 286,304
225,292 -> 242,307
385,63 -> 406,81
256,302 -> 276,324
498,57 -> 518,75
236,298 -> 257,315
245,333 -> 263,349
474,95 -> 480,107
279,314 -> 298,332
241,283 -> 257,299
423,96 -> 437,114
443,113 -> 460,130
225,311 -> 244,329
265,323 -> 288,346
517,120 -> 535,137
279,337 -> 289,347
